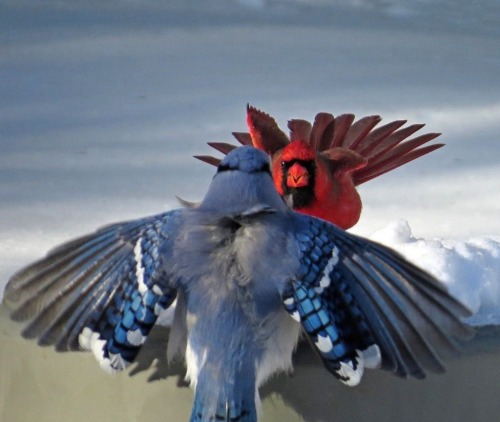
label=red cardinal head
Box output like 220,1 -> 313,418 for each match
274,140 -> 316,206
272,139 -> 368,229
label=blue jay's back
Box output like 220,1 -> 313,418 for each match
4,146 -> 473,422
171,147 -> 302,420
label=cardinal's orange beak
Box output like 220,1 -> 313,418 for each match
286,163 -> 309,188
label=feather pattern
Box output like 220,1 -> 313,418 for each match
342,115 -> 382,150
288,214 -> 473,383
330,114 -> 357,148
310,112 -> 334,151
288,119 -> 312,143
5,211 -> 181,370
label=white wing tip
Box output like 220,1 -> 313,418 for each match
78,327 -> 131,373
362,344 -> 382,369
337,345 -> 381,386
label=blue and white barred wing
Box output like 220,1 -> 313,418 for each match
4,210 -> 182,372
284,214 -> 473,386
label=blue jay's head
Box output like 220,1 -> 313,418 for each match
200,146 -> 287,213
217,145 -> 272,175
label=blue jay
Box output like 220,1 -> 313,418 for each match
4,146 -> 472,422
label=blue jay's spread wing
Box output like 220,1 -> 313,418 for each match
284,214 -> 473,385
4,210 -> 181,372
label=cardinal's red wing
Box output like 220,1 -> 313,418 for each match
308,113 -> 443,186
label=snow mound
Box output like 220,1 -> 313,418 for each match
370,219 -> 500,326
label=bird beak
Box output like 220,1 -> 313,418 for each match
286,163 -> 309,188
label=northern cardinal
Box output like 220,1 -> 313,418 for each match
196,105 -> 443,229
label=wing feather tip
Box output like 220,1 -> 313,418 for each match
193,155 -> 221,166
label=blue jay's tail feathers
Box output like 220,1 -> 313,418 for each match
190,387 -> 257,422
287,214 -> 474,385
4,211 -> 180,372
185,342 -> 260,422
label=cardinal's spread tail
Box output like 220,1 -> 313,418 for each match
195,105 -> 443,186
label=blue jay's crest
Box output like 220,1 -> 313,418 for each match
217,145 -> 271,175
4,146 -> 473,422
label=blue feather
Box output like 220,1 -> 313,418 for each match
289,213 -> 473,380
5,210 -> 181,370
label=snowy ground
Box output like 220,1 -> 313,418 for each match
1,2 -> 500,421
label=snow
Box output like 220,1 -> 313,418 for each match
370,220 -> 500,326
1,0 -> 499,329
